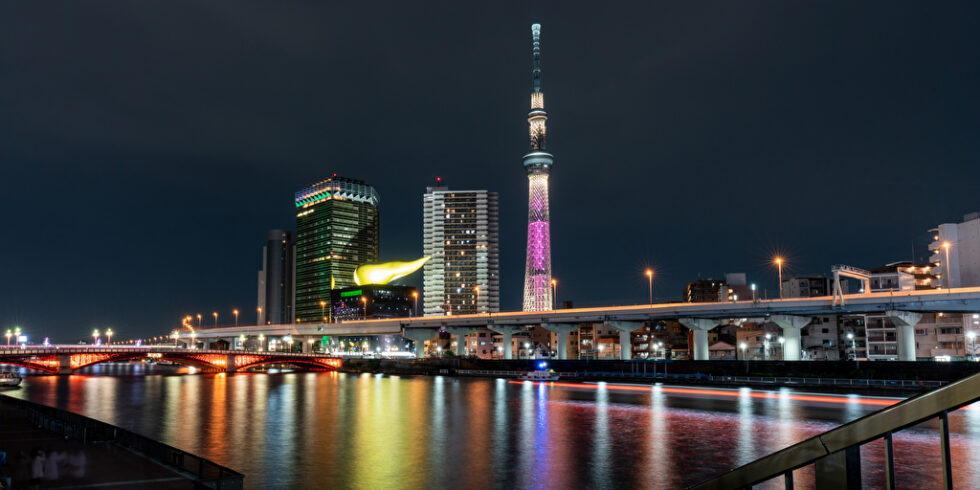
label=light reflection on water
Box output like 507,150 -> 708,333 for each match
3,363 -> 979,490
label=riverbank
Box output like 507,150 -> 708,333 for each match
0,393 -> 243,489
340,358 -> 980,396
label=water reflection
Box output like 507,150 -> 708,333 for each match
4,365 -> 980,489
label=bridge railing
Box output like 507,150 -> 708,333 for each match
690,370 -> 980,489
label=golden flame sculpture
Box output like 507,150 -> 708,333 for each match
354,257 -> 430,285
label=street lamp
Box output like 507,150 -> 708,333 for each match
4,329 -> 10,346
778,336 -> 785,359
942,241 -> 952,289
196,314 -> 202,328
967,330 -> 977,360
412,291 -> 418,317
774,257 -> 784,299
213,312 -> 218,327
524,342 -> 531,359
92,329 -> 100,345
258,333 -> 266,352
361,296 -> 368,319
847,332 -> 857,367
764,333 -> 771,360
106,328 -> 114,346
233,309 -> 239,326
551,279 -> 558,310
257,306 -> 263,324
190,331 -> 198,349
739,342 -> 747,360
239,334 -> 246,350
751,283 -> 757,302
284,335 -> 294,352
645,269 -> 654,304
171,331 -> 179,347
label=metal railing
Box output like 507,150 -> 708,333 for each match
1,395 -> 244,489
690,370 -> 980,489
458,369 -> 580,378
0,346 -> 337,358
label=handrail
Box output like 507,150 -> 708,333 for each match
690,370 -> 980,489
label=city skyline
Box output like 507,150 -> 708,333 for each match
3,3 -> 980,339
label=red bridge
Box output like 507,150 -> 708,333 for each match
0,346 -> 343,374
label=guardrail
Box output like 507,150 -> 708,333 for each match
690,370 -> 980,489
1,395 -> 244,489
458,369 -> 580,378
0,346 -> 337,357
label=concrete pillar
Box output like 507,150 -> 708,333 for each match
226,354 -> 237,373
771,315 -> 811,361
445,327 -> 478,357
887,310 -> 922,361
605,321 -> 643,360
302,337 -> 312,354
489,325 -> 526,359
402,328 -> 439,358
58,354 -> 72,375
678,318 -> 717,361
541,323 -> 579,360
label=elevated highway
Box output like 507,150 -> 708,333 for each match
182,288 -> 980,362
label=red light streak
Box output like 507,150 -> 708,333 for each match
507,381 -> 899,406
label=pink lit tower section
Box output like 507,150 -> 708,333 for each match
522,23 -> 554,311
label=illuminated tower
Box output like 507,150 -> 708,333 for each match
522,23 -> 554,311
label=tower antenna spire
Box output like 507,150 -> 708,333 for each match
531,23 -> 542,93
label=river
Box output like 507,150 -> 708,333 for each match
4,364 -> 979,489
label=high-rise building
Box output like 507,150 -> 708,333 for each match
422,184 -> 499,316
684,279 -> 726,303
294,176 -> 380,323
781,276 -> 832,299
522,23 -> 554,311
257,229 -> 295,325
929,212 -> 980,288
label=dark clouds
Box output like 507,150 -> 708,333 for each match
2,2 -> 979,340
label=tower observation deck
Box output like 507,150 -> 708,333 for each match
522,23 -> 554,311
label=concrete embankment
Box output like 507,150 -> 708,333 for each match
340,358 -> 980,396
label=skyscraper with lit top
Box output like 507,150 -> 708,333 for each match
522,23 -> 554,311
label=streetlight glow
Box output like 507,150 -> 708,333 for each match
774,256 -> 784,299
645,269 -> 654,304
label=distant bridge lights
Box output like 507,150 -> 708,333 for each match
92,329 -> 100,345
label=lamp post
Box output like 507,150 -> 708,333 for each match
774,257 -> 784,299
190,331 -> 198,350
551,279 -> 558,310
92,329 -> 100,345
106,328 -> 114,346
942,241 -> 952,289
967,330 -> 977,360
239,334 -> 246,351
361,296 -> 368,319
213,312 -> 218,327
5,329 -> 10,346
196,314 -> 202,328
284,335 -> 294,353
233,309 -> 239,326
308,337 -> 315,353
258,333 -> 265,352
645,269 -> 654,304
739,341 -> 747,360
764,333 -> 771,360
847,332 -> 857,367
172,331 -> 179,347
412,291 -> 418,317
778,336 -> 786,359
257,306 -> 263,324
751,283 -> 757,302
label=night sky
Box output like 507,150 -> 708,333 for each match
2,2 -> 979,341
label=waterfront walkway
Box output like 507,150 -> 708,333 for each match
0,394 -> 241,489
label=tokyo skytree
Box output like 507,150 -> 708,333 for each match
522,23 -> 554,311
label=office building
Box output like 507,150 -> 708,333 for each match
522,23 -> 555,311
330,284 -> 415,321
929,212 -> 980,288
294,176 -> 380,323
256,229 -> 295,325
422,184 -> 500,316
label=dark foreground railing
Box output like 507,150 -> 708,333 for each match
1,395 -> 244,489
689,370 -> 980,489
